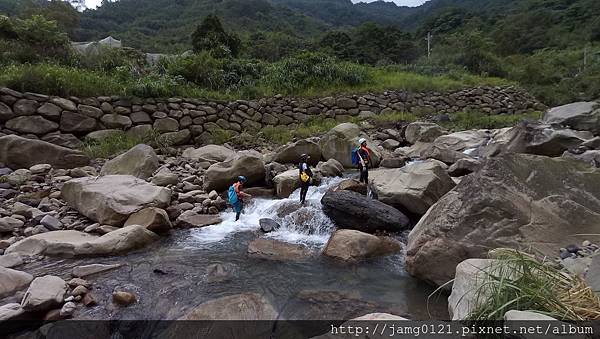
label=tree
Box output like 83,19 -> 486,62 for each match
18,0 -> 80,37
191,14 -> 241,58
318,31 -> 352,60
351,22 -> 418,65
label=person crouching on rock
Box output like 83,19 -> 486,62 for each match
228,176 -> 252,221
298,153 -> 313,205
357,138 -> 371,184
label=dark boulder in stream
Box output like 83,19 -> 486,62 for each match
321,190 -> 409,233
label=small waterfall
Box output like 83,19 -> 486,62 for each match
191,177 -> 345,246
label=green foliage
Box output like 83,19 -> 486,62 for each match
369,111 -> 418,124
164,52 -> 264,92
246,31 -> 307,62
440,109 -> 542,131
258,125 -> 293,145
0,63 -> 126,97
20,0 -> 80,37
191,15 -> 241,58
259,52 -> 371,95
208,128 -> 235,145
0,14 -> 71,64
81,129 -> 171,159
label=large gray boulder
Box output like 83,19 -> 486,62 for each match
485,122 -> 592,157
405,122 -> 446,144
21,275 -> 67,312
5,116 -> 58,135
272,169 -> 314,199
323,229 -> 402,262
204,151 -> 265,192
421,144 -> 471,165
370,160 -> 455,215
100,144 -> 159,179
6,225 -> 159,257
61,175 -> 171,226
319,123 -> 380,168
406,154 -> 600,286
316,158 -> 344,177
181,293 -> 278,320
124,207 -> 172,233
321,190 -> 409,233
181,145 -> 235,164
0,267 -> 33,298
0,135 -> 89,170
431,130 -> 491,152
543,101 -> 600,135
273,139 -> 322,165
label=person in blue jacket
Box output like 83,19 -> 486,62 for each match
228,176 -> 252,221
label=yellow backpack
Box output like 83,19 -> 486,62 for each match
300,171 -> 310,183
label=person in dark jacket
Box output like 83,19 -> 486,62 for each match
298,154 -> 313,205
357,138 -> 371,184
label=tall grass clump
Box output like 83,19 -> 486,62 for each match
467,249 -> 600,321
259,52 -> 371,96
0,63 -> 127,97
441,109 -> 542,130
80,129 -> 172,159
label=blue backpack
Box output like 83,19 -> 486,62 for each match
228,185 -> 238,204
351,147 -> 360,166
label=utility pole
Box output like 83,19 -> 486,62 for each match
584,45 -> 588,71
425,31 -> 433,60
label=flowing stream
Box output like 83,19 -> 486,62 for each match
18,176 -> 448,321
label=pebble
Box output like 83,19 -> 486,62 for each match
40,215 -> 63,231
29,164 -> 52,175
566,244 -> 580,254
68,278 -> 91,289
83,293 -> 97,306
71,285 -> 89,296
59,302 -> 76,318
84,223 -> 100,233
112,291 -> 137,306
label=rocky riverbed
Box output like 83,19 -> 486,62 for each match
1,98 -> 600,335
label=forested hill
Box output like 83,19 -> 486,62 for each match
72,0 -> 600,54
74,0 -> 415,52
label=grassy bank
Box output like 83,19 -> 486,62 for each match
0,61 -> 510,100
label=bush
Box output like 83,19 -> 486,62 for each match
0,15 -> 72,64
260,52 -> 371,95
165,52 -> 265,92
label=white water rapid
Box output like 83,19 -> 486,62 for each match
191,177 -> 346,247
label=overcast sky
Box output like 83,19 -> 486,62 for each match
84,0 -> 429,10
352,0 -> 428,6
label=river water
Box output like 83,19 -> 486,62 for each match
19,176 -> 448,321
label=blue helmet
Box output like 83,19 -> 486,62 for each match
238,176 -> 247,183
